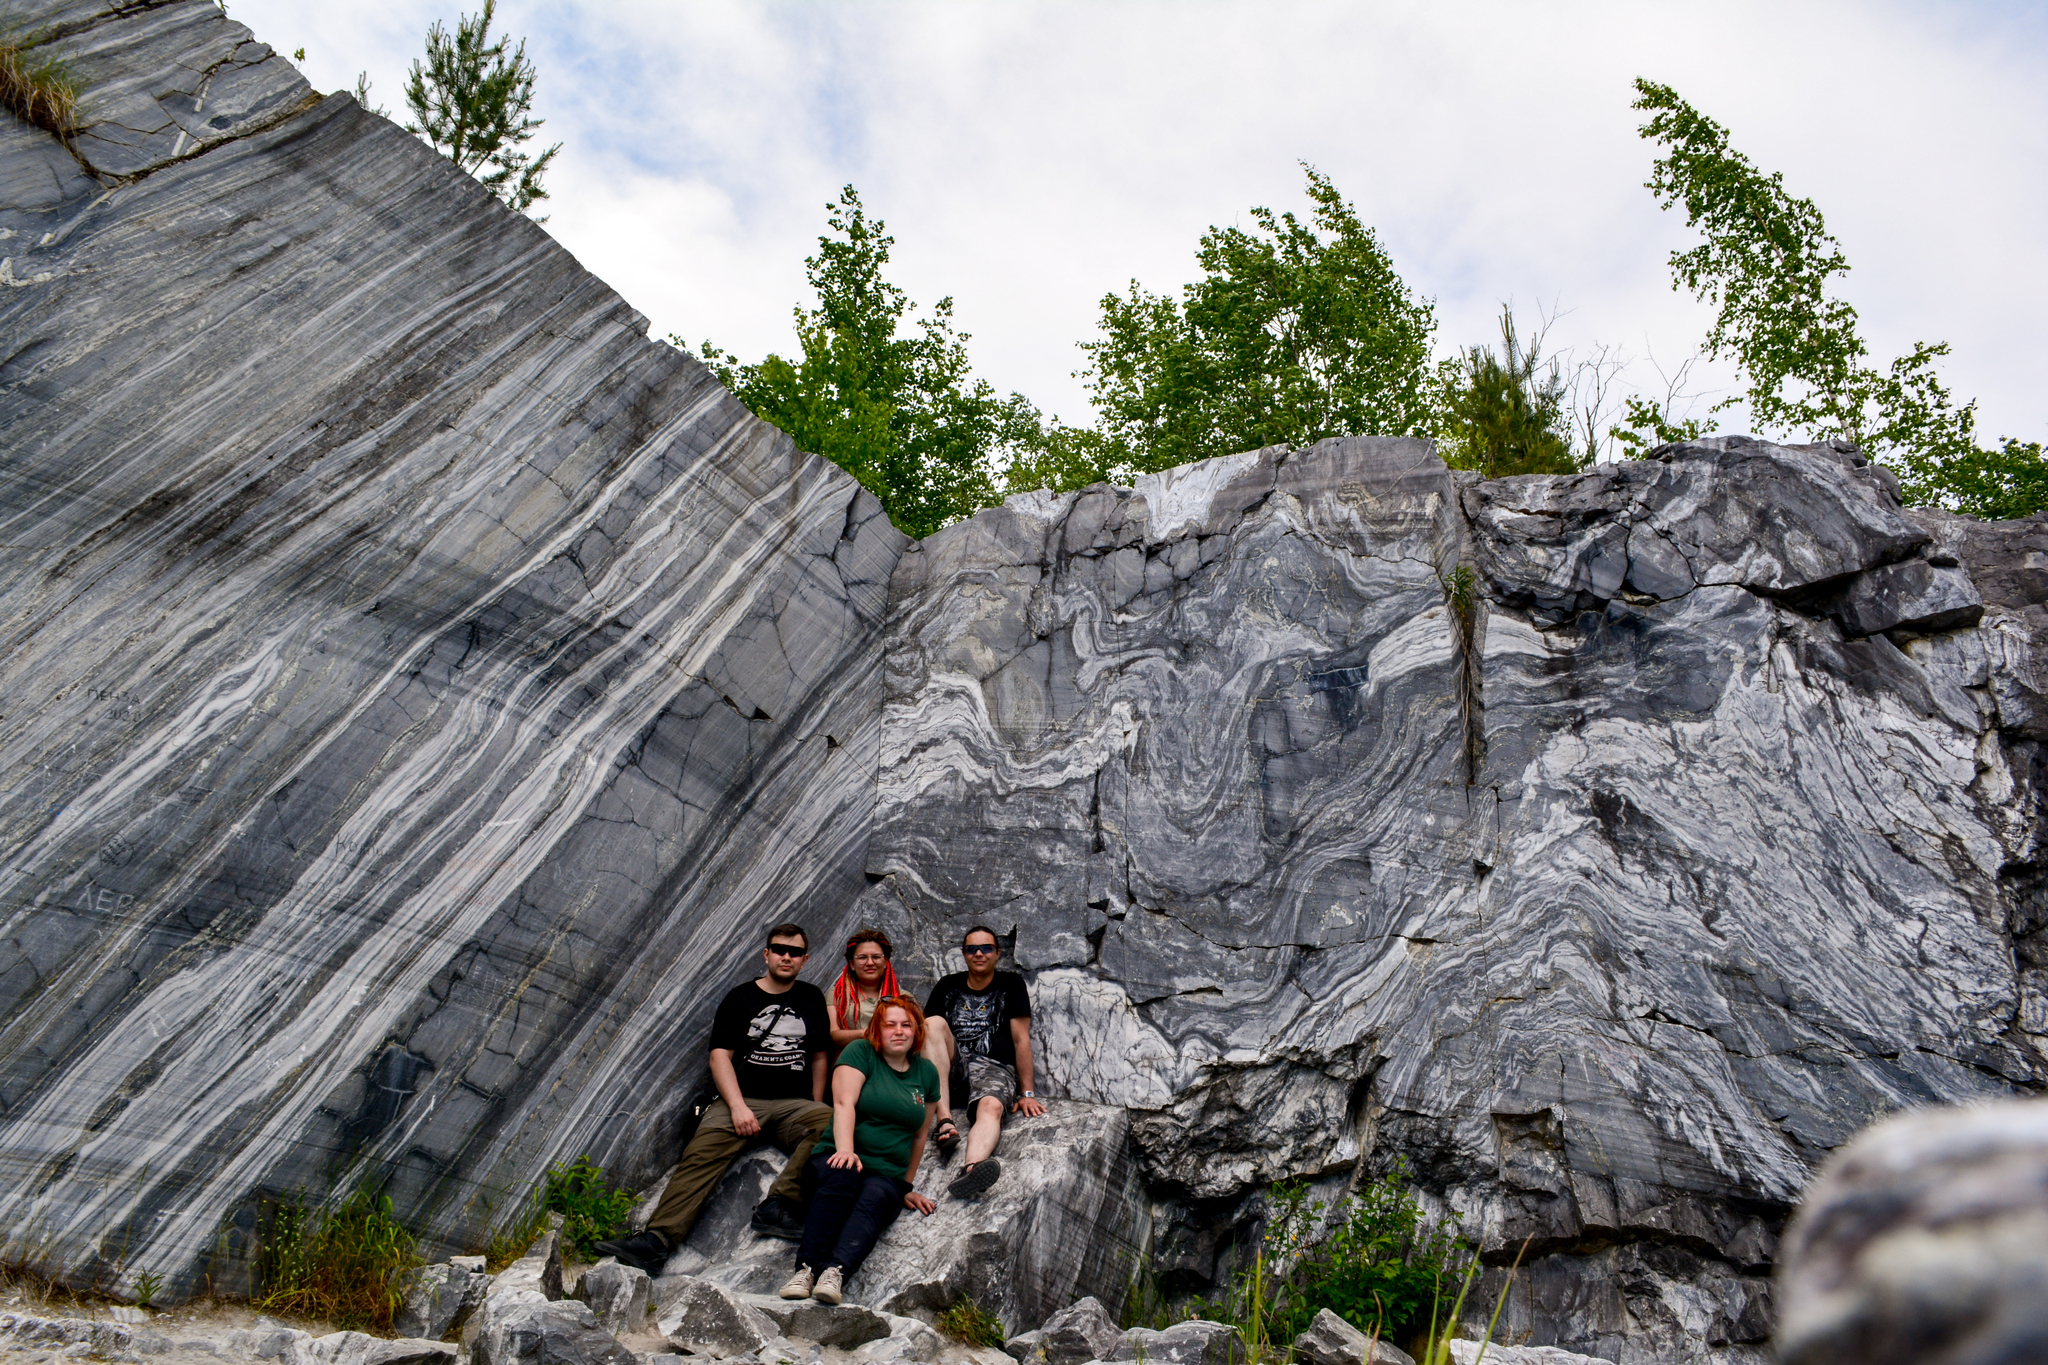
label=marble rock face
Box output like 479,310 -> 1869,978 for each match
0,0 -> 904,1303
861,434 -> 2046,1364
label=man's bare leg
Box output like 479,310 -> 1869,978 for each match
924,1018 -> 957,1124
964,1094 -> 1004,1166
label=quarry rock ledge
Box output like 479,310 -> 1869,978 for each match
2,4 -> 2045,1365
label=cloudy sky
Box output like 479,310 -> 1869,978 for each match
240,0 -> 2047,452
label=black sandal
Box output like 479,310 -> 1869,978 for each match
949,1157 -> 1001,1199
932,1117 -> 960,1155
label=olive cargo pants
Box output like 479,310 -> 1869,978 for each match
645,1096 -> 831,1244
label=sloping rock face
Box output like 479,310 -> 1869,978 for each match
0,0 -> 903,1301
4,6 -> 2047,1363
858,436 -> 2045,1363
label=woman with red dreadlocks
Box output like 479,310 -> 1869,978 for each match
828,929 -> 899,1051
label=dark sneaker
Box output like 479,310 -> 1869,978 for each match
749,1196 -> 806,1241
592,1229 -> 671,1274
948,1158 -> 1002,1200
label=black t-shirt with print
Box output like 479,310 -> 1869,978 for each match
926,970 -> 1032,1068
708,979 -> 832,1101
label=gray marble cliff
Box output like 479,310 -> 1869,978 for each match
2,5 -> 2044,1364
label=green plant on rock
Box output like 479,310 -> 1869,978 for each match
1194,1164 -> 1474,1352
132,1269 -> 162,1309
937,1298 -> 1008,1348
0,29 -> 81,135
542,1155 -> 637,1261
255,1188 -> 422,1332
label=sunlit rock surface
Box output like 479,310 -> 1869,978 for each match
0,0 -> 904,1302
4,5 -> 2047,1364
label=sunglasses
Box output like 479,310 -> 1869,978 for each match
766,944 -> 809,957
962,943 -> 999,955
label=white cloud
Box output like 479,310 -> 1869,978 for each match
239,0 -> 2047,445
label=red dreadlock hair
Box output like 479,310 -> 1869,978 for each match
831,928 -> 900,1029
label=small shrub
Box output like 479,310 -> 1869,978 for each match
255,1188 -> 421,1331
0,31 -> 80,135
541,1156 -> 636,1262
937,1298 -> 1007,1349
132,1270 -> 162,1309
1193,1164 -> 1474,1351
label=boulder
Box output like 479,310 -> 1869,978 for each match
670,1104 -> 1142,1331
395,1260 -> 492,1339
1776,1097 -> 2048,1365
1006,1297 -> 1122,1365
1444,1344 -> 1612,1365
1110,1319 -> 1242,1365
853,1313 -> 946,1363
305,1331 -> 462,1365
475,1295 -> 639,1365
1835,556 -> 1984,637
740,1294 -> 891,1347
582,1262 -> 654,1339
652,1275 -> 779,1358
1293,1309 -> 1415,1365
496,1230 -> 567,1303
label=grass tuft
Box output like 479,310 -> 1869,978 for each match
937,1298 -> 1008,1348
0,31 -> 80,136
254,1188 -> 421,1332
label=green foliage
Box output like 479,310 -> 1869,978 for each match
936,1298 -> 1008,1348
256,1189 -> 422,1331
697,186 -> 1031,539
1434,311 -> 1578,479
1078,164 -> 1437,479
1634,78 -> 2041,517
1916,437 -> 2048,522
132,1270 -> 162,1309
1611,393 -> 1714,457
404,0 -> 560,214
541,1156 -> 637,1261
1194,1166 -> 1473,1350
0,30 -> 81,135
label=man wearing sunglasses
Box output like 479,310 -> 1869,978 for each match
923,925 -> 1044,1199
596,922 -> 832,1272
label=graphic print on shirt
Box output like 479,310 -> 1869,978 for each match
744,1004 -> 809,1072
949,991 -> 1001,1056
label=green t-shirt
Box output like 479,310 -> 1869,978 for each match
811,1040 -> 939,1180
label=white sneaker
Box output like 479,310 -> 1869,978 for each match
812,1265 -> 843,1305
778,1266 -> 815,1300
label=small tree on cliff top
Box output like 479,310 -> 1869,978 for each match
405,0 -> 560,215
1076,164 -> 1438,478
1634,77 -> 2043,516
697,186 -> 1029,539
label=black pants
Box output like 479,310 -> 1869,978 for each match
796,1155 -> 909,1276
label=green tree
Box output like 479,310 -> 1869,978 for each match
1434,310 -> 1579,479
1076,164 -> 1437,479
696,187 -> 1025,539
1634,78 -> 2042,517
405,0 -> 559,214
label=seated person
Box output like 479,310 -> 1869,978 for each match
827,929 -> 899,1055
922,925 -> 1045,1199
780,996 -> 940,1305
595,923 -> 831,1270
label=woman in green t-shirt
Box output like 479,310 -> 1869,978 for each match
780,995 -> 940,1305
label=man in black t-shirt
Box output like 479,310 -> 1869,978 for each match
922,924 -> 1045,1200
595,922 -> 831,1272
